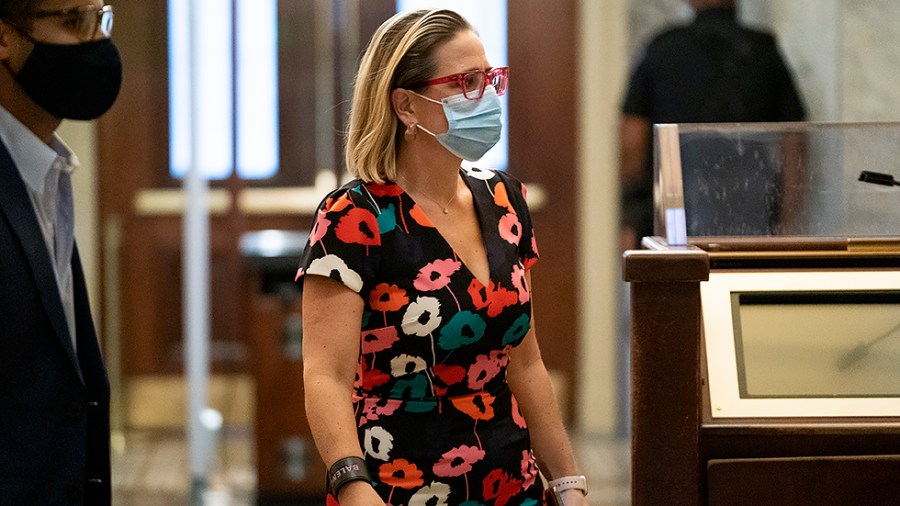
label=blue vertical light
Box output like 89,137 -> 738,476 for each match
169,0 -> 235,179
236,0 -> 279,179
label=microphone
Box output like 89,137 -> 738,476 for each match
837,320 -> 900,371
858,171 -> 900,187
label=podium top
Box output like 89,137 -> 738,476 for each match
654,122 -> 900,250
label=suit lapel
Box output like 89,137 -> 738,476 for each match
0,142 -> 84,383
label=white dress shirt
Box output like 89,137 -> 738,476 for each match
0,106 -> 80,351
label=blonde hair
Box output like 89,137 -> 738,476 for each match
344,9 -> 472,183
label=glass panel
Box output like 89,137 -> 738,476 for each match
655,122 -> 900,244
396,0 -> 508,170
734,291 -> 900,398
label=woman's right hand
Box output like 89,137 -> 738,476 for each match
336,480 -> 384,505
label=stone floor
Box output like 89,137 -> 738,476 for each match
111,375 -> 630,505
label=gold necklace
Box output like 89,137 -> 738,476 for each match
397,174 -> 458,214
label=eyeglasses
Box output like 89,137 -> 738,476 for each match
416,66 -> 509,100
28,4 -> 114,42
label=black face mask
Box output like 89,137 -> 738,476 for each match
14,38 -> 122,120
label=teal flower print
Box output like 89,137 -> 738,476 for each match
377,203 -> 398,234
438,311 -> 486,350
502,314 -> 531,346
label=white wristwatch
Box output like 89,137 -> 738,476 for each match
548,475 -> 588,496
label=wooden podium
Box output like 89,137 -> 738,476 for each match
625,240 -> 900,506
627,122 -> 900,505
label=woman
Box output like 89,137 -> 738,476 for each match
298,9 -> 589,506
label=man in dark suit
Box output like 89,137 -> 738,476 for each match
0,1 -> 121,503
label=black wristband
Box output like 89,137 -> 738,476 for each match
328,456 -> 372,497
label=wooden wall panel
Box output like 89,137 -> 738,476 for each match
508,0 -> 580,418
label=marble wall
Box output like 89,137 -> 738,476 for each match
627,0 -> 900,122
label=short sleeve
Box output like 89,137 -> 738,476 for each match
495,170 -> 540,271
295,181 -> 382,294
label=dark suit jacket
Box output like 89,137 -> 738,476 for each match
0,140 -> 111,505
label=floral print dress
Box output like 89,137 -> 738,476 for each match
297,167 -> 542,506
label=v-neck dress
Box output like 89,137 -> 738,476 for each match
297,167 -> 542,506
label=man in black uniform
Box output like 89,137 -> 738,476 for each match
619,0 -> 806,246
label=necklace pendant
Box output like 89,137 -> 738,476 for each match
442,208 -> 449,214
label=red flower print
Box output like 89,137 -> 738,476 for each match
380,459 -> 425,489
414,259 -> 461,291
335,207 -> 381,247
433,445 -> 486,478
511,265 -> 530,303
368,183 -> 404,197
492,181 -> 515,214
451,392 -> 495,421
482,469 -> 523,506
369,283 -> 409,313
433,364 -> 466,386
467,353 -> 502,390
498,213 -> 522,245
409,203 -> 434,228
325,192 -> 353,213
369,183 -> 410,233
361,327 -> 399,354
468,280 -> 518,318
360,367 -> 390,391
452,393 -> 494,448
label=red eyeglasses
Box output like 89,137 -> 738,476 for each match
415,66 -> 509,100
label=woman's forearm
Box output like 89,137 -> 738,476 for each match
304,369 -> 365,466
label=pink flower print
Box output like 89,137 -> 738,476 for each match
361,327 -> 399,355
511,394 -> 527,429
498,213 -> 522,245
415,258 -> 462,309
358,396 -> 401,427
520,450 -> 538,490
309,209 -> 331,250
489,347 -> 510,369
414,258 -> 461,291
434,445 -> 486,501
510,264 -> 530,303
433,445 -> 486,478
467,353 -> 502,391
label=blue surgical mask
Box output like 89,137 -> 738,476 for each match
413,86 -> 503,161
